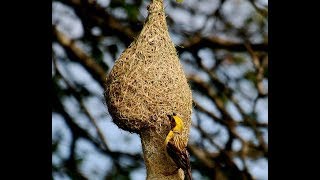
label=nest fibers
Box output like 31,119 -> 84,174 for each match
105,0 -> 192,179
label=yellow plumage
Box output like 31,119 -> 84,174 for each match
164,113 -> 192,180
171,115 -> 184,133
164,114 -> 183,145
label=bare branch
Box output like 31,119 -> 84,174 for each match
178,35 -> 268,53
53,26 -> 106,87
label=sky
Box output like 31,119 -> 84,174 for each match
52,0 -> 268,179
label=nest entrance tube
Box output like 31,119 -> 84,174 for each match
105,0 -> 192,179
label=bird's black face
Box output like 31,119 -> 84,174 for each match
167,114 -> 176,129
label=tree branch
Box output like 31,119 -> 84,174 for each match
178,35 -> 268,53
53,26 -> 106,87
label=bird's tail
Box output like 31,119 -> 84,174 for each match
184,168 -> 192,180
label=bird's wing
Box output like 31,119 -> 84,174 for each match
166,141 -> 191,174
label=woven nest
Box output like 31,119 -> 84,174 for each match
105,0 -> 192,178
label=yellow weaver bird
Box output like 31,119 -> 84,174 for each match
164,113 -> 192,180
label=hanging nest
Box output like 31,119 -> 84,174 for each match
105,0 -> 192,179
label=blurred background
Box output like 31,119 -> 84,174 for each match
52,0 -> 268,179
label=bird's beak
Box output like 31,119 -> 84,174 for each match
167,114 -> 175,125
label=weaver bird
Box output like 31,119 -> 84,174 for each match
164,113 -> 192,180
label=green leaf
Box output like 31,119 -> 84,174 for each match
176,0 -> 184,3
124,4 -> 139,21
244,71 -> 257,84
